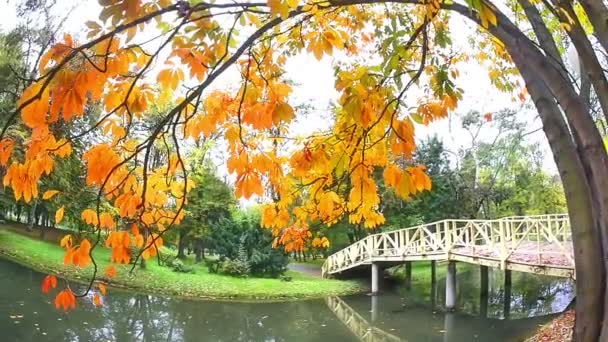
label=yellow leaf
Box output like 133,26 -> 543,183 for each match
157,67 -> 184,91
246,12 -> 262,27
560,22 -> 571,32
55,206 -> 65,224
267,0 -> 291,19
480,4 -> 497,28
43,190 -> 60,200
272,102 -> 295,124
60,234 -> 72,248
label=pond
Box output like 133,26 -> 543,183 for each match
0,259 -> 574,341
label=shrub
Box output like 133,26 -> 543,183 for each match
221,259 -> 250,277
204,208 -> 289,278
168,258 -> 194,273
248,247 -> 288,278
222,240 -> 250,277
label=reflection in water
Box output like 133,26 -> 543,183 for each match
0,259 -> 574,341
396,263 -> 575,320
326,296 -> 400,342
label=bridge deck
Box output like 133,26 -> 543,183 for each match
454,241 -> 573,267
323,214 -> 575,278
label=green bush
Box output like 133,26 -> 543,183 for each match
248,244 -> 288,277
222,240 -> 250,277
208,210 -> 288,278
169,258 -> 194,273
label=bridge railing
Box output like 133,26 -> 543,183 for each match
322,214 -> 573,276
325,296 -> 402,342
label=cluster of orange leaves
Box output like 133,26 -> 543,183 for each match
2,0 -> 477,310
272,224 -> 312,253
312,236 -> 331,249
49,279 -> 106,310
60,235 -> 92,268
55,289 -> 77,311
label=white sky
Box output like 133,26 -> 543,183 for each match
0,0 -> 558,181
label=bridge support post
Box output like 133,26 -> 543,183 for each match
443,312 -> 455,342
371,294 -> 378,322
504,269 -> 512,319
371,262 -> 380,294
480,265 -> 489,318
404,261 -> 412,290
431,260 -> 437,308
445,261 -> 457,311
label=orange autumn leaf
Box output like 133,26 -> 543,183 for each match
55,206 -> 65,224
93,293 -> 103,307
54,288 -> 76,311
133,233 -> 144,248
105,265 -> 117,278
106,233 -> 131,264
41,275 -> 57,293
131,223 -> 140,235
0,138 -> 14,166
60,234 -> 72,249
82,144 -> 121,187
81,208 -> 99,226
99,212 -> 116,230
235,170 -> 263,199
43,190 -> 60,200
98,283 -> 107,296
73,239 -> 92,268
18,81 -> 50,129
63,247 -> 75,265
157,67 -> 184,91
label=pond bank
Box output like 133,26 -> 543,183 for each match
0,227 -> 366,301
525,309 -> 574,341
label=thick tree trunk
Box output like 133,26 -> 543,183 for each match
27,203 -> 36,231
194,241 -> 203,263
518,0 -> 568,79
554,0 -> 608,123
577,0 -> 608,53
517,61 -> 605,341
177,231 -> 186,259
464,6 -> 608,338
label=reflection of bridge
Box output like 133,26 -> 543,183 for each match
326,295 -> 563,342
322,214 -> 574,309
326,296 -> 401,342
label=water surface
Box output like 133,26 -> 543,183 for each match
0,259 -> 574,341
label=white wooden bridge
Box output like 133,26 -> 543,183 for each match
322,214 -> 575,283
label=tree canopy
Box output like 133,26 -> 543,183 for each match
2,0 -> 608,339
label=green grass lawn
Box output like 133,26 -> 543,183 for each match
0,228 -> 366,300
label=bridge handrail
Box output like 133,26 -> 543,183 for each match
322,213 -> 572,277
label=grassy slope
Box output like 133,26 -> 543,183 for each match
0,228 -> 366,300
